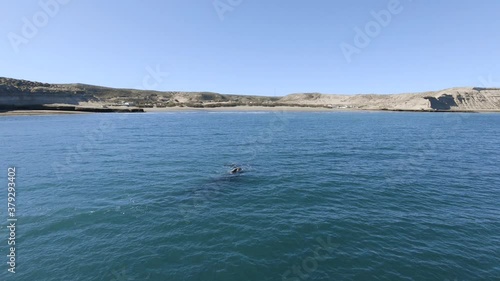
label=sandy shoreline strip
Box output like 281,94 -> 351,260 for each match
143,106 -> 344,112
1,106 -> 499,116
0,106 -> 347,116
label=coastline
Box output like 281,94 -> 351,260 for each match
143,106 -> 344,112
0,104 -> 144,116
0,106 -> 346,116
2,105 -> 500,116
2,78 -> 500,115
144,106 -> 500,113
0,110 -> 91,116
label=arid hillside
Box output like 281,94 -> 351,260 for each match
1,77 -> 500,111
279,88 -> 500,111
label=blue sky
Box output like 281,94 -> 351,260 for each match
1,0 -> 499,95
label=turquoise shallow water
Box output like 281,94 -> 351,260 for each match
1,111 -> 500,280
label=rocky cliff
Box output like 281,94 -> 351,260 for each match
279,88 -> 500,111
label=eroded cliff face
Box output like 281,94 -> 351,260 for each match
424,88 -> 500,111
278,88 -> 500,111
1,77 -> 499,111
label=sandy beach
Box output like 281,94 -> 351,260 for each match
143,106 -> 344,112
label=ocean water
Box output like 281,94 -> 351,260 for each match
1,111 -> 500,281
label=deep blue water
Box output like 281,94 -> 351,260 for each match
1,111 -> 500,281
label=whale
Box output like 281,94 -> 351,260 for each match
230,167 -> 242,174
